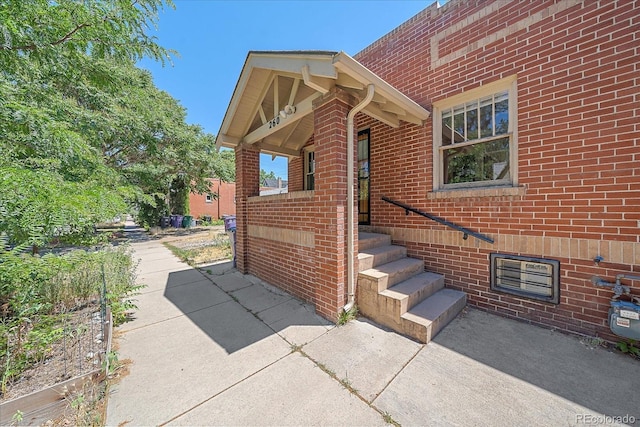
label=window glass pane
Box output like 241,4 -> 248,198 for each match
359,160 -> 369,178
441,111 -> 452,145
308,151 -> 314,173
305,150 -> 315,190
479,96 -> 493,138
453,105 -> 465,141
443,137 -> 510,184
361,141 -> 368,160
466,100 -> 478,140
495,92 -> 509,135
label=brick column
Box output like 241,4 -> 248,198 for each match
313,89 -> 354,320
235,144 -> 260,273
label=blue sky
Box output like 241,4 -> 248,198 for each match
139,1 -> 433,178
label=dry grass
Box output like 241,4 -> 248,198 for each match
162,228 -> 232,266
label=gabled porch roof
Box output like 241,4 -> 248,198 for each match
216,50 -> 430,157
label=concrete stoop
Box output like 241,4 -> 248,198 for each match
357,232 -> 466,344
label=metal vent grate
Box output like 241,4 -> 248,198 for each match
490,254 -> 560,304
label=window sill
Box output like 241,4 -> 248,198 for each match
427,185 -> 526,200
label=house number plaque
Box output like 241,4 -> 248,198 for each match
268,116 -> 280,129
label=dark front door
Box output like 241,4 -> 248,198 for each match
358,129 -> 370,225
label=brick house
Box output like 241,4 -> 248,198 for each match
216,0 -> 639,343
188,178 -> 235,220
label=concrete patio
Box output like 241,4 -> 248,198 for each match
106,225 -> 640,426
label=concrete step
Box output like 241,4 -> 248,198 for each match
359,232 -> 392,251
358,244 -> 407,272
358,272 -> 445,332
381,272 -> 445,315
400,288 -> 467,343
359,257 -> 424,293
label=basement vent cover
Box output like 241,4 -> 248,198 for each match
490,254 -> 560,304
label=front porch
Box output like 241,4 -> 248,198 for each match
237,186 -> 466,341
217,51 -> 464,341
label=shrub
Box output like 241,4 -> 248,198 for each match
0,244 -> 142,393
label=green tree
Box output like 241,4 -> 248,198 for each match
260,169 -> 277,183
217,149 -> 236,182
0,0 -> 175,245
0,0 -> 232,238
0,0 -> 173,68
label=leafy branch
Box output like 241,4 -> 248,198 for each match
1,23 -> 91,52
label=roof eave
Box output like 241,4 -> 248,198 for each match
216,50 -> 431,151
333,51 -> 430,121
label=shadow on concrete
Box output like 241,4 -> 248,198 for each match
432,309 -> 640,421
162,262 -> 330,354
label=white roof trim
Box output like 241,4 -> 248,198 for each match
216,51 -> 430,152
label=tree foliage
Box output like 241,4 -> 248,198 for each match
0,0 -> 173,68
0,0 -> 233,244
260,170 -> 277,183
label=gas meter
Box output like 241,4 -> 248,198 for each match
592,275 -> 640,340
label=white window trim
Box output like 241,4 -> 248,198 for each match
303,146 -> 315,191
432,75 -> 518,192
205,194 -> 213,203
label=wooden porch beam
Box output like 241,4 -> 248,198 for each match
241,72 -> 276,137
336,73 -> 365,90
243,92 -> 321,145
378,101 -> 406,116
396,112 -> 424,126
258,106 -> 267,124
255,142 -> 300,157
217,134 -> 241,146
361,103 -> 400,128
288,78 -> 301,106
273,77 -> 279,119
278,118 -> 301,147
301,65 -> 333,94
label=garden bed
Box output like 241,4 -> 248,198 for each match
0,307 -> 113,426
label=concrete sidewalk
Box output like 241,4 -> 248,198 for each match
106,226 -> 640,426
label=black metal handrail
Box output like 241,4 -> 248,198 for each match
381,196 -> 494,244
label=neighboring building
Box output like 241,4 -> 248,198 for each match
260,178 -> 288,196
216,0 -> 639,343
189,178 -> 236,220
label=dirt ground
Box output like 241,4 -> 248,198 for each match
160,226 -> 233,266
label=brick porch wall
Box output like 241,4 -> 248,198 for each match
236,94 -> 352,321
355,0 -> 639,340
235,144 -> 260,274
246,192 -> 316,303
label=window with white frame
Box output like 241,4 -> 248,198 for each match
433,76 -> 517,190
304,147 -> 315,190
205,194 -> 213,203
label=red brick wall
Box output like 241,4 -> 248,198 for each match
312,91 -> 353,319
288,137 -> 315,193
246,193 -> 316,304
188,179 -> 236,220
235,145 -> 260,274
239,96 -> 352,320
355,0 -> 639,340
288,157 -> 303,192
